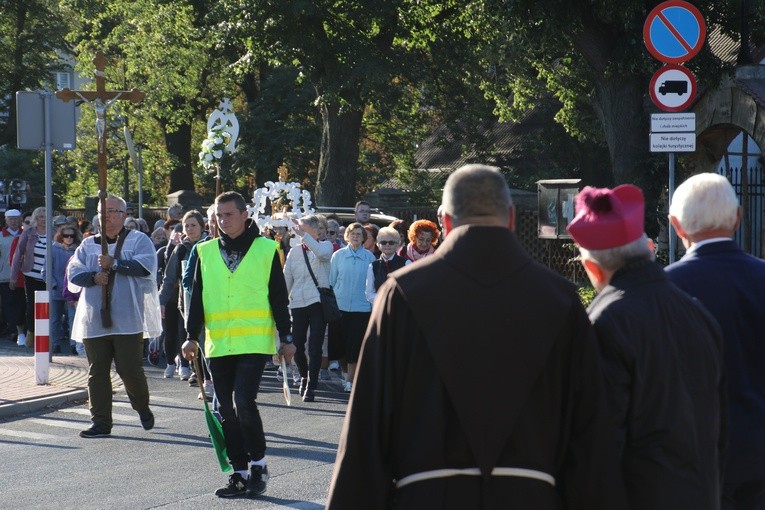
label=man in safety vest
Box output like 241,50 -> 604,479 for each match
183,191 -> 295,499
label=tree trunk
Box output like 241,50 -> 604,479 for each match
161,121 -> 195,192
591,75 -> 650,187
315,103 -> 363,206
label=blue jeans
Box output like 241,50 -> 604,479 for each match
49,298 -> 71,350
208,353 -> 269,471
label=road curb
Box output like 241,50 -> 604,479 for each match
0,389 -> 87,419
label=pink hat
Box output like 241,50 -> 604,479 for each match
567,184 -> 645,250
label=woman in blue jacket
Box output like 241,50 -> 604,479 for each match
330,222 -> 375,393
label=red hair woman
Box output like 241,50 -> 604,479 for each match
404,219 -> 440,262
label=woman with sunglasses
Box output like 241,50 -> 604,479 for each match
49,225 -> 82,354
364,227 -> 410,305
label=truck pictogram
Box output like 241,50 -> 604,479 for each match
659,80 -> 688,95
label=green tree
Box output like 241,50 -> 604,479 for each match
479,0 -> 765,188
0,0 -> 70,147
63,0 -> 235,194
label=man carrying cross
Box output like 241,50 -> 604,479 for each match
57,53 -> 159,438
68,194 -> 162,437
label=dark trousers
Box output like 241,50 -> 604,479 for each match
24,277 -> 45,337
83,333 -> 150,428
0,284 -> 25,334
292,302 -> 326,390
208,353 -> 269,471
723,480 -> 765,510
327,319 -> 344,360
162,305 -> 188,367
341,311 -> 371,363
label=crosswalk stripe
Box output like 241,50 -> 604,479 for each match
59,409 -> 136,422
28,418 -> 86,430
0,428 -> 57,440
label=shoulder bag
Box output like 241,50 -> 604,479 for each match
302,246 -> 342,322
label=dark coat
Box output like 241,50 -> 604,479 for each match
666,240 -> 765,484
327,225 -> 627,510
588,259 -> 726,509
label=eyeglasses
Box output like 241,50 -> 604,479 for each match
378,240 -> 397,246
103,209 -> 125,215
327,230 -> 337,235
62,234 -> 75,239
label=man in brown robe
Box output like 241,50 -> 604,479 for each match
327,164 -> 627,510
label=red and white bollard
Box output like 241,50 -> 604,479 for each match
34,290 -> 50,385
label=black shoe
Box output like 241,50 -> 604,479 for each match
246,465 -> 268,498
215,473 -> 248,498
299,378 -> 307,397
79,424 -> 111,438
139,409 -> 154,430
302,390 -> 315,402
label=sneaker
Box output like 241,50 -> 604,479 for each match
291,367 -> 301,386
203,380 -> 215,400
139,409 -> 154,430
343,381 -> 352,393
319,368 -> 330,381
79,424 -> 111,438
303,389 -> 315,402
188,371 -> 198,386
215,473 -> 248,498
276,367 -> 284,382
16,333 -> 26,347
179,366 -> 191,381
246,465 -> 269,498
164,364 -> 176,378
329,360 -> 340,372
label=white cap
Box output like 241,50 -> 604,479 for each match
4,209 -> 21,218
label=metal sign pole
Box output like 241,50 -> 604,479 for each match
668,152 -> 676,264
43,92 -> 54,362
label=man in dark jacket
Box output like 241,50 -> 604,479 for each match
666,172 -> 765,510
568,184 -> 726,510
327,164 -> 627,510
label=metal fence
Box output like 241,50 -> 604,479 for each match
719,166 -> 764,258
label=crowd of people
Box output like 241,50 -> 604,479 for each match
0,168 -> 762,508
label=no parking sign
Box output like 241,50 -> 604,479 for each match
643,0 -> 706,64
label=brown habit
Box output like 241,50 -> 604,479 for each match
326,226 -> 627,510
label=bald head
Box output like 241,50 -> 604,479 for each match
442,164 -> 514,229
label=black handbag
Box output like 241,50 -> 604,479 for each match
302,247 -> 342,322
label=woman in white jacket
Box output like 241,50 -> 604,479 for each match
283,215 -> 334,402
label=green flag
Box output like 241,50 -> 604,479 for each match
194,356 -> 231,472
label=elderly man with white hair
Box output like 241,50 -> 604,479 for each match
567,183 -> 726,510
666,172 -> 765,510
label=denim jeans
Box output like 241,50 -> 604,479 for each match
49,298 -> 71,350
208,353 -> 269,471
292,302 -> 326,390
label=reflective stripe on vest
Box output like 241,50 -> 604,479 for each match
197,236 -> 278,358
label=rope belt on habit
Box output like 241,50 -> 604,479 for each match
395,467 -> 556,489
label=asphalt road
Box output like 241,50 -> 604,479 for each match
0,364 -> 349,509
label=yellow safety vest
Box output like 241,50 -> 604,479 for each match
196,236 -> 278,358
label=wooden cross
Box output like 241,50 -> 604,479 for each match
55,51 -> 145,327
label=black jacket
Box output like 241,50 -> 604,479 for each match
588,259 -> 726,509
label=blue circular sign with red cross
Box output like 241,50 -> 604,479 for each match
644,0 -> 707,64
